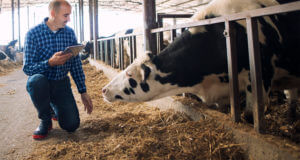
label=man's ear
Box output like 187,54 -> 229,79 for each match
50,9 -> 56,18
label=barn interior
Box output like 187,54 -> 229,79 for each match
0,0 -> 299,160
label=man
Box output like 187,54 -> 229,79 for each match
23,0 -> 93,140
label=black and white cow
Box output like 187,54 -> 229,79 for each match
79,41 -> 93,60
0,40 -> 19,61
102,0 -> 300,117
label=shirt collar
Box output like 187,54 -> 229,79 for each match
42,17 -> 65,33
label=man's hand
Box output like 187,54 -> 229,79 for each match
48,51 -> 73,67
81,92 -> 93,114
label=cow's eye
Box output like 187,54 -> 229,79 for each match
126,71 -> 132,77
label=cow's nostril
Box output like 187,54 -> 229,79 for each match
102,88 -> 107,94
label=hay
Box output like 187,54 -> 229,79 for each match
0,60 -> 21,76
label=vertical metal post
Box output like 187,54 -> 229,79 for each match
246,17 -> 265,133
101,41 -> 104,61
157,14 -> 164,52
133,36 -> 137,59
105,40 -> 109,64
225,20 -> 241,122
33,12 -> 35,25
89,0 -> 93,41
11,0 -> 15,40
73,9 -> 76,34
27,6 -> 30,30
88,0 -> 94,58
111,39 -> 115,67
78,0 -> 84,42
129,36 -> 134,64
119,38 -> 124,70
171,29 -> 176,42
74,4 -> 78,38
142,0 -> 157,54
17,0 -> 20,49
99,41 -> 102,60
93,0 -> 99,60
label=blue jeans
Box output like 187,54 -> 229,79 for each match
26,74 -> 80,132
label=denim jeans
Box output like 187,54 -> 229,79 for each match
26,74 -> 80,132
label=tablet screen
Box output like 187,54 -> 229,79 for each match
63,44 -> 85,56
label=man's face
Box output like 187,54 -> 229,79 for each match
53,4 -> 71,28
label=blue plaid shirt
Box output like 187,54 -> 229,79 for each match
23,17 -> 86,94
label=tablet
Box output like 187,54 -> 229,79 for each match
62,44 -> 85,56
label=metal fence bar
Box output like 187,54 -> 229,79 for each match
97,41 -> 101,60
11,0 -> 14,40
105,40 -> 109,64
88,0 -> 93,41
143,0 -> 157,54
157,13 -> 193,19
111,39 -> 115,68
171,29 -> 176,42
225,20 -> 241,122
133,36 -> 137,59
93,0 -> 99,60
151,1 -> 300,33
246,17 -> 265,133
129,36 -> 134,64
157,15 -> 164,52
119,38 -> 124,70
99,41 -> 103,60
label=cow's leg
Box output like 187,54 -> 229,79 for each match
284,88 -> 298,121
244,85 -> 254,123
244,84 -> 269,123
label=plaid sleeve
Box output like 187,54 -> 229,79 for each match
69,31 -> 86,94
70,56 -> 86,94
23,30 -> 50,76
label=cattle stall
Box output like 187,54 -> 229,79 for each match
90,13 -> 192,70
90,1 -> 300,134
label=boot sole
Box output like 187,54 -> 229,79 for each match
32,125 -> 53,140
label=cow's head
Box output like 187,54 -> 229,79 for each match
79,41 -> 93,60
102,52 -> 186,102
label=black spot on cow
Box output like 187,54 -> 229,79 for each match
129,78 -> 137,88
141,64 -> 151,81
277,0 -> 299,4
140,82 -> 150,92
125,29 -> 133,34
155,74 -> 169,84
129,88 -> 135,94
204,14 -> 217,19
247,85 -> 252,93
123,88 -> 130,95
115,95 -> 123,100
219,75 -> 229,83
0,51 -> 7,60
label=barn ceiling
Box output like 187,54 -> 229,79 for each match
0,0 -> 210,14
